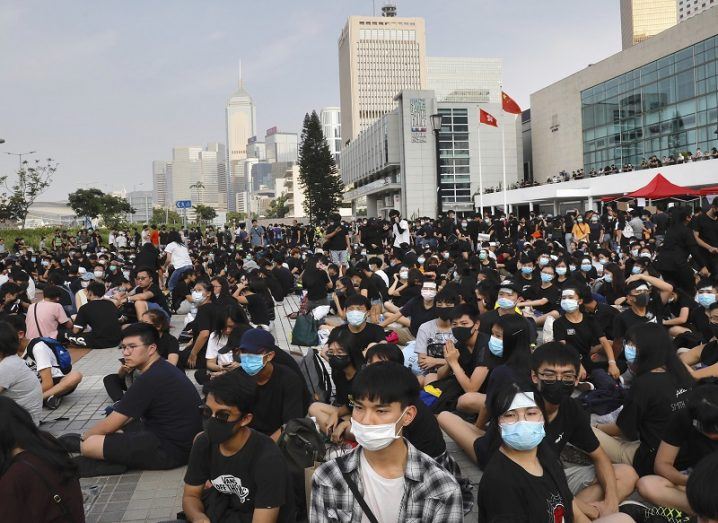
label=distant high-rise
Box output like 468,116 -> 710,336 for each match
678,0 -> 717,21
427,57 -> 502,104
225,69 -> 257,211
152,160 -> 169,208
621,0 -> 677,49
338,7 -> 427,144
320,107 -> 342,165
164,145 -> 226,207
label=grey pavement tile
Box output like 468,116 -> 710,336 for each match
121,510 -> 150,522
97,511 -> 126,523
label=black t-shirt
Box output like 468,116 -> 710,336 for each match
545,397 -> 600,455
400,297 -> 437,336
244,293 -> 272,325
247,364 -> 305,436
612,308 -> 659,342
586,303 -> 619,340
324,223 -> 348,250
524,283 -> 560,314
302,270 -> 329,301
457,332 -> 491,377
553,314 -> 603,369
403,400 -> 446,459
332,323 -> 386,354
134,283 -> 170,314
662,408 -> 718,470
74,299 -> 122,347
617,371 -> 690,475
392,284 -> 420,308
478,448 -> 573,523
332,369 -> 354,407
115,358 -> 202,461
172,280 -> 191,309
185,430 -> 295,522
157,333 -> 180,360
193,303 -> 217,347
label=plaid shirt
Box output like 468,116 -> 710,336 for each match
310,440 -> 464,522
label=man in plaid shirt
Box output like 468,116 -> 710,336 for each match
310,362 -> 463,522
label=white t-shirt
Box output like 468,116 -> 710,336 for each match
359,451 -> 405,523
164,241 -> 192,269
393,220 -> 410,247
206,333 -> 234,367
0,355 -> 43,425
24,341 -> 64,379
375,269 -> 390,288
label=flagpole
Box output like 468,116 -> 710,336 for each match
501,118 -> 507,214
478,119 -> 484,216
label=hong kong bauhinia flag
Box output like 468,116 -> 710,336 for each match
501,91 -> 522,114
479,109 -> 498,127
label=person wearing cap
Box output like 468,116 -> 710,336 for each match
235,328 -> 306,442
477,384 -> 633,523
477,279 -> 538,344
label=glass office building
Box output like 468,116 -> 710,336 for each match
437,108 -> 471,206
581,34 -> 718,172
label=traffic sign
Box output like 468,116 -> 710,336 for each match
175,200 -> 192,209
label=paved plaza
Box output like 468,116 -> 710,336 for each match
41,295 -> 483,522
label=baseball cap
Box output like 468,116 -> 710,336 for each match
499,280 -> 521,294
238,328 -> 276,354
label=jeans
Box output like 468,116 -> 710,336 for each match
167,265 -> 192,295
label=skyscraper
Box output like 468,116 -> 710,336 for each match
338,5 -> 427,144
620,0 -> 677,49
320,107 -> 342,165
164,145 -> 226,207
678,0 -> 717,21
225,71 -> 257,211
152,160 -> 169,208
427,57 -> 502,104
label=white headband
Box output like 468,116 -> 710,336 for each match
634,284 -> 649,292
508,392 -> 537,411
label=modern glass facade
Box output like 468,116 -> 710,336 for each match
581,35 -> 718,172
437,108 -> 471,206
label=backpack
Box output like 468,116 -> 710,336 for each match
622,221 -> 634,239
291,313 -> 319,347
26,337 -> 73,375
298,349 -> 332,403
278,418 -> 326,521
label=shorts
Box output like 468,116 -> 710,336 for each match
103,429 -> 185,470
330,250 -> 348,264
564,464 -> 597,495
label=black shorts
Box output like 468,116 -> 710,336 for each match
103,430 -> 186,470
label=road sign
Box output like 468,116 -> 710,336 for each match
175,200 -> 192,209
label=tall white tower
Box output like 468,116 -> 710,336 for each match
225,66 -> 257,211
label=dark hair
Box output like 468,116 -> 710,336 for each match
167,230 -> 184,245
204,371 -> 257,414
327,328 -> 363,369
0,397 -> 78,481
603,262 -> 626,293
86,281 -> 105,298
629,323 -> 693,387
496,314 -> 532,375
344,294 -> 371,310
485,381 -> 547,453
435,289 -> 459,306
3,314 -> 25,336
142,310 -> 170,334
451,303 -> 480,322
0,321 -> 19,357
687,452 -> 718,519
182,269 -> 197,281
531,341 -> 580,373
365,343 -> 404,365
211,276 -> 230,297
135,267 -> 156,281
212,304 -> 250,338
367,257 -> 382,268
42,285 -> 63,301
687,384 -> 718,432
121,322 -> 159,347
0,282 -> 21,301
194,279 -> 212,295
351,361 -> 419,408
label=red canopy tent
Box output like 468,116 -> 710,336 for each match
699,185 -> 718,196
625,173 -> 701,199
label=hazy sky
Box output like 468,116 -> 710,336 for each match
0,0 -> 620,201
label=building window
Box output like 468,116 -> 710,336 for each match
437,108 -> 471,207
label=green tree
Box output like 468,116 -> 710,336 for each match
99,194 -> 134,229
0,158 -> 58,228
151,208 -> 182,225
298,111 -> 344,224
226,211 -> 246,225
265,193 -> 290,218
68,188 -> 106,221
194,204 -> 217,225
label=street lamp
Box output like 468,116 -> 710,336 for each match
6,150 -> 36,169
431,113 -> 444,218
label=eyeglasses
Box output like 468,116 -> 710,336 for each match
537,371 -> 577,385
499,408 -> 543,426
199,406 -> 242,424
120,343 -> 146,353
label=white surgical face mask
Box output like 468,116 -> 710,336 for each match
191,290 -> 206,304
421,289 -> 437,301
350,408 -> 408,451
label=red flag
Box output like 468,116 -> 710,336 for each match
479,109 -> 498,127
501,91 -> 522,114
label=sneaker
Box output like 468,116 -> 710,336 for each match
58,433 -> 82,453
44,395 -> 62,410
645,506 -> 693,522
619,500 -> 649,523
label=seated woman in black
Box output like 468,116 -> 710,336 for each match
594,323 -> 694,477
596,263 -> 626,306
233,274 -> 274,328
517,261 -> 561,327
679,301 -> 718,381
307,328 -> 361,443
383,267 -> 422,314
329,276 -> 358,321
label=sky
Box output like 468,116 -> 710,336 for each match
0,0 -> 621,201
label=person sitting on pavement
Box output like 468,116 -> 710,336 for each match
0,397 -> 85,523
331,294 -> 386,356
10,314 -> 82,411
114,267 -> 171,322
0,320 -> 43,425
179,280 -> 217,369
181,371 -> 295,523
60,323 -> 202,476
194,305 -> 250,386
25,285 -> 73,340
64,281 -> 122,349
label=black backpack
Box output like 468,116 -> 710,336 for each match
298,349 -> 332,403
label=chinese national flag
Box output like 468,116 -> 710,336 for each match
502,91 -> 522,114
479,109 -> 498,127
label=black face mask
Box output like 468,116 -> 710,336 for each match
633,294 -> 649,308
328,355 -> 351,370
539,379 -> 575,404
437,309 -> 453,321
452,326 -> 473,345
203,417 -> 239,444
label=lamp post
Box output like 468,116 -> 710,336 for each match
5,150 -> 36,169
431,113 -> 443,219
